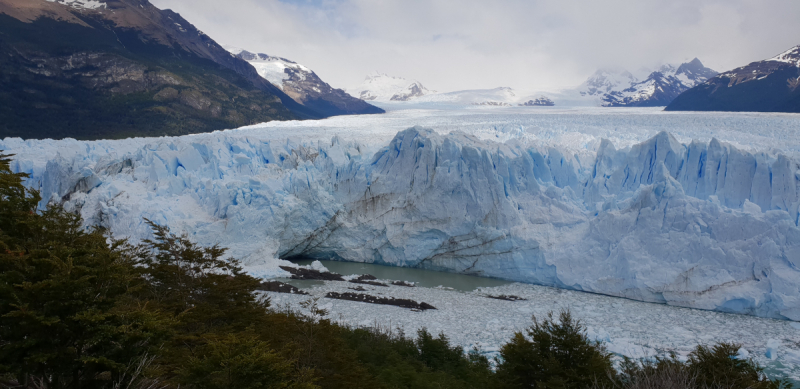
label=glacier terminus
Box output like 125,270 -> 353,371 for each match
4,107 -> 800,322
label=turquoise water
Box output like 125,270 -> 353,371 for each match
284,259 -> 511,292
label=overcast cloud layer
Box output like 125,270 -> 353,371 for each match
150,0 -> 800,93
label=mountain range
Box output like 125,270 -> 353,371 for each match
578,59 -> 718,107
666,45 -> 800,113
0,0 -> 381,140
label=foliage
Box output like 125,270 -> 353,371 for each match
608,344 -> 791,389
338,326 -> 495,389
496,310 -> 616,388
688,343 -> 790,389
176,332 -> 316,389
0,153 -> 162,388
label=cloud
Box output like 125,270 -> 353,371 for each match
150,0 -> 800,93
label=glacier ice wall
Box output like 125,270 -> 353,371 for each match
3,125 -> 800,320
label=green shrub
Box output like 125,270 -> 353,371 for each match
0,153 -> 163,388
496,310 -> 616,388
688,343 -> 789,389
610,344 -> 792,389
176,332 -> 316,389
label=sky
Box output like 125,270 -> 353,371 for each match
150,0 -> 800,94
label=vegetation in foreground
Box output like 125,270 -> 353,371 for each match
0,152 -> 793,388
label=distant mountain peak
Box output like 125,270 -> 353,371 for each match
350,72 -> 434,102
770,45 -> 800,67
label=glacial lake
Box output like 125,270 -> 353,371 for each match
283,259 -> 512,292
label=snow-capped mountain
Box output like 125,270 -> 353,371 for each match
579,68 -> 639,97
667,45 -> 800,113
348,72 -> 435,102
228,48 -> 384,117
575,59 -> 717,107
602,59 -> 718,107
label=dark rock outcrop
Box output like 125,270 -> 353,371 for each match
484,294 -> 526,301
257,281 -> 308,295
325,292 -> 436,310
519,96 -> 555,106
279,265 -> 345,281
391,281 -> 415,287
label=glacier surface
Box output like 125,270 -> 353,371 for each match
4,107 -> 800,320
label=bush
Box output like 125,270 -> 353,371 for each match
176,332 -> 316,389
496,310 -> 616,388
0,153 -> 163,388
610,344 -> 791,389
689,343 -> 789,389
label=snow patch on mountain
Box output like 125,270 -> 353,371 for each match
579,68 -> 639,97
224,46 -> 310,91
45,0 -> 106,10
770,45 -> 800,67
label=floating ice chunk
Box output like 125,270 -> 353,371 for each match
766,339 -> 781,360
736,347 -> 750,360
309,260 -> 329,273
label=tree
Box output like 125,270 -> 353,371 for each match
496,310 -> 615,388
135,219 -> 266,325
688,343 -> 790,389
176,332 -> 317,389
0,152 -> 161,388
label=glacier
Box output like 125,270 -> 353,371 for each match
3,107 -> 800,321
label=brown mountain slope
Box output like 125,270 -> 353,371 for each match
0,0 -> 348,140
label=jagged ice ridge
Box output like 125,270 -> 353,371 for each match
4,110 -> 800,321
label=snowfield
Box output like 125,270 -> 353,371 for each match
4,107 -> 800,323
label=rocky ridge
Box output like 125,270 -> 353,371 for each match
667,45 -> 800,113
519,96 -> 555,106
